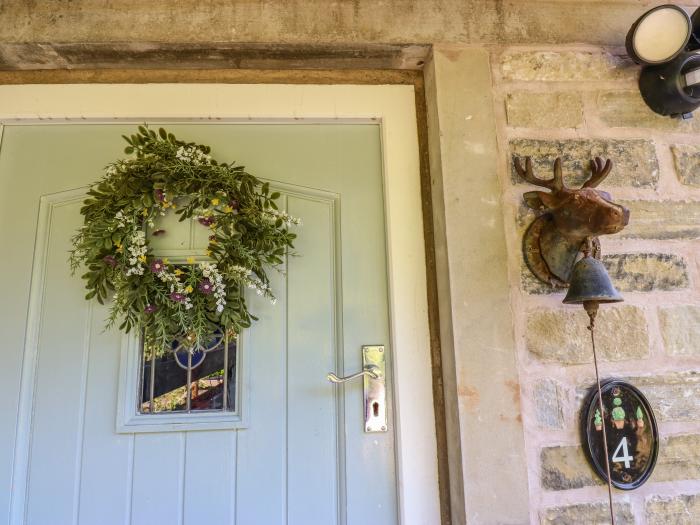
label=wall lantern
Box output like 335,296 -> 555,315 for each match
626,4 -> 700,118
514,157 -> 659,525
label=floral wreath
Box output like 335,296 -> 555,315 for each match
70,126 -> 300,352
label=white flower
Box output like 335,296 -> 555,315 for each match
262,208 -> 302,226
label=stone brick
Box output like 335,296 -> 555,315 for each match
521,253 -> 689,294
660,306 -> 700,357
672,145 -> 700,187
505,92 -> 583,128
533,378 -> 564,429
597,91 -> 700,132
630,373 -> 700,422
527,306 -> 649,365
500,51 -> 636,82
540,445 -> 599,490
604,253 -> 688,292
654,434 -> 700,482
510,139 -> 658,188
621,201 -> 700,240
647,493 -> 700,525
540,502 -> 634,525
541,435 -> 700,492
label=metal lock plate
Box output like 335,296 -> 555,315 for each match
363,345 -> 387,433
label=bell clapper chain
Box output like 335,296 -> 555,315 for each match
584,299 -> 616,525
580,236 -> 616,525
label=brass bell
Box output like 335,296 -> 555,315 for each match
563,254 -> 623,305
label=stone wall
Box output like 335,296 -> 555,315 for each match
492,46 -> 700,524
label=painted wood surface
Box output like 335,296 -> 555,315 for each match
0,123 -> 397,525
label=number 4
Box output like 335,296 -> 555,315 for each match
612,437 -> 633,469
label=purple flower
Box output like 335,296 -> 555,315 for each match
154,189 -> 165,202
103,255 -> 117,268
169,292 -> 186,303
150,259 -> 165,274
229,200 -> 239,210
198,279 -> 214,294
151,229 -> 166,236
198,216 -> 215,227
144,304 -> 158,314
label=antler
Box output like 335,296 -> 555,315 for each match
582,157 -> 612,188
513,156 -> 564,192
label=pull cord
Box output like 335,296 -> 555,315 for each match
585,301 -> 616,525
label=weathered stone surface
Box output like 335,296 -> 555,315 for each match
621,201 -> 700,240
672,145 -> 700,187
540,445 -> 600,490
510,139 -> 658,188
501,51 -> 636,82
647,493 -> 700,525
541,434 -> 700,491
521,253 -> 689,294
660,306 -> 700,357
533,378 -> 564,429
597,91 -> 700,132
0,4 -> 676,52
505,92 -> 583,128
540,502 -> 634,525
604,253 -> 688,292
654,434 -> 700,483
630,373 -> 700,422
527,306 -> 649,365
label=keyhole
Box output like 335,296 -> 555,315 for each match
372,401 -> 380,417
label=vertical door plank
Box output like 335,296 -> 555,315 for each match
77,302 -> 133,525
337,126 -> 398,525
182,430 -> 236,524
235,242 -> 288,525
130,433 -> 185,525
286,196 -> 339,525
25,203 -> 91,525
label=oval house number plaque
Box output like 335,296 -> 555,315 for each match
581,379 -> 659,490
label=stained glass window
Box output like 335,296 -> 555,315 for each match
138,328 -> 236,414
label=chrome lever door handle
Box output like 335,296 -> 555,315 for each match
326,346 -> 387,433
327,364 -> 381,383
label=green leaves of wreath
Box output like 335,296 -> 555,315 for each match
70,126 -> 300,352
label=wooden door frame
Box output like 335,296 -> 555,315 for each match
0,79 -> 448,525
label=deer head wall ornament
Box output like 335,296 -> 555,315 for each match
514,156 -> 630,287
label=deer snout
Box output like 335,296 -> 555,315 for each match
602,204 -> 630,233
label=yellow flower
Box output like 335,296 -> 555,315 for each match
138,255 -> 147,263
174,269 -> 184,276
206,250 -> 212,257
209,223 -> 216,230
163,258 -> 170,264
162,201 -> 170,208
186,256 -> 196,264
209,239 -> 217,245
211,198 -> 220,206
115,242 -> 123,253
141,208 -> 149,217
171,203 -> 177,209
223,205 -> 233,213
184,285 -> 193,294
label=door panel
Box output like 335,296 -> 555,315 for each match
0,123 -> 397,525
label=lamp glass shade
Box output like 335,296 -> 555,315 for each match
627,5 -> 691,65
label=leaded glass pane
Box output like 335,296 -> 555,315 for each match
139,329 -> 236,413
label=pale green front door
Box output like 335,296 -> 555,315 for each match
0,123 -> 397,525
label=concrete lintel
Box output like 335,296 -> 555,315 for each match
425,44 -> 530,524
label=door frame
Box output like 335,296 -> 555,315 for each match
0,83 -> 440,524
